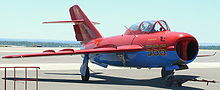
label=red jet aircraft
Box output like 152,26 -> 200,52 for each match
2,5 -> 215,86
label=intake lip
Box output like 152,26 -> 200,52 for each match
175,37 -> 198,61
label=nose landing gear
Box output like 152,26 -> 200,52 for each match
161,67 -> 175,87
161,67 -> 218,87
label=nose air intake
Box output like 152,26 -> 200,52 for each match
176,38 -> 198,61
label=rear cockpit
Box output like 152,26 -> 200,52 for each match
124,20 -> 170,35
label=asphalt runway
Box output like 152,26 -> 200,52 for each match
0,47 -> 220,90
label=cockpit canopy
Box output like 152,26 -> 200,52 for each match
125,20 -> 170,35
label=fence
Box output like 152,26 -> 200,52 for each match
0,67 -> 40,90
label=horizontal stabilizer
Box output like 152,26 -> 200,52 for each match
2,45 -> 144,58
42,19 -> 100,25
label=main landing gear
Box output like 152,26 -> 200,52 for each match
81,66 -> 90,81
80,54 -> 90,81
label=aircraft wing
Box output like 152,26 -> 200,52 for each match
2,45 -> 144,58
197,52 -> 217,57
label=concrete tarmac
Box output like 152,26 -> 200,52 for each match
0,47 -> 220,90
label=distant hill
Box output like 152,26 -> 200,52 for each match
199,43 -> 220,46
199,46 -> 220,50
0,38 -> 79,44
199,43 -> 220,50
0,38 -> 81,47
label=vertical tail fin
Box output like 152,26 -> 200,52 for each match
69,5 -> 102,43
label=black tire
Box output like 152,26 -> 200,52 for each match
164,75 -> 175,87
161,67 -> 175,87
177,82 -> 182,87
81,67 -> 90,81
161,67 -> 174,80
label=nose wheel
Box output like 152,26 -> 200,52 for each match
161,67 -> 175,87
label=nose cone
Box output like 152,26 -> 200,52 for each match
166,32 -> 198,62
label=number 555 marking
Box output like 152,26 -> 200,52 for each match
145,44 -> 167,56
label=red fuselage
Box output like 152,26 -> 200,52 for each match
84,31 -> 198,61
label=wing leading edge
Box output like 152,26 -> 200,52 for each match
2,45 -> 144,58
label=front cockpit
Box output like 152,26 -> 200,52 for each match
124,20 -> 170,35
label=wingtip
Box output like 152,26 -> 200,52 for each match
42,22 -> 47,24
2,55 -> 22,58
2,56 -> 10,58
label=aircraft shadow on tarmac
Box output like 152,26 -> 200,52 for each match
4,72 -> 203,90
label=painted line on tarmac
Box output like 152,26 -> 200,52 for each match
0,63 -> 123,70
0,62 -> 220,70
188,62 -> 220,68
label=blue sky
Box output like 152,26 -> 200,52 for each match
0,0 -> 219,43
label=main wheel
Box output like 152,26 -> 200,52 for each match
81,67 -> 90,81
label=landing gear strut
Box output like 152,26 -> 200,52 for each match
161,67 -> 175,87
80,54 -> 90,81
